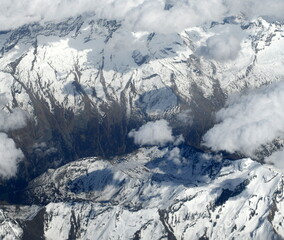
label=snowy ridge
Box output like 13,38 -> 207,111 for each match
0,15 -> 283,117
0,13 -> 284,240
0,14 -> 283,173
1,146 -> 283,239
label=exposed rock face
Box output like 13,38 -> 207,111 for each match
0,13 -> 284,239
0,14 -> 283,185
1,146 -> 284,239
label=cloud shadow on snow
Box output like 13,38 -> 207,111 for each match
146,146 -> 224,187
67,168 -> 124,194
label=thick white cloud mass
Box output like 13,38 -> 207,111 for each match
0,133 -> 24,179
203,80 -> 284,156
0,98 -> 27,179
200,25 -> 244,61
128,119 -> 175,146
0,0 -> 284,32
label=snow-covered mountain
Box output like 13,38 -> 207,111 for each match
0,14 -> 284,176
1,146 -> 284,239
1,12 -> 284,239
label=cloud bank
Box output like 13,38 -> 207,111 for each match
128,119 -> 175,147
1,0 -> 284,32
203,80 -> 284,158
0,98 -> 27,179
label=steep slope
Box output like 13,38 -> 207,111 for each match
1,146 -> 284,239
0,14 -> 284,184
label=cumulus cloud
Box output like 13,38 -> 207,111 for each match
0,0 -> 284,32
199,25 -> 244,61
0,97 -> 27,179
128,119 -> 176,146
0,133 -> 24,179
203,80 -> 284,156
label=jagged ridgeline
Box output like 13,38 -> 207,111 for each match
1,146 -> 284,239
0,14 -> 283,191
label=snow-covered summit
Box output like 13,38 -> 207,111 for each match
1,146 -> 284,239
1,13 -> 284,239
0,14 -> 283,174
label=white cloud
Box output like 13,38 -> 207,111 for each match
199,25 -> 244,61
225,0 -> 284,22
266,150 -> 284,171
0,133 -> 24,179
0,97 -> 27,179
0,0 -> 225,32
128,119 -> 175,146
203,80 -> 284,156
0,0 -> 283,32
168,147 -> 184,165
0,108 -> 27,131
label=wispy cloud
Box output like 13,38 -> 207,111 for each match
0,108 -> 28,131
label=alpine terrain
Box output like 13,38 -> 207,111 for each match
0,3 -> 284,239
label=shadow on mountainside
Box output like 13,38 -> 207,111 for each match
68,168 -> 124,194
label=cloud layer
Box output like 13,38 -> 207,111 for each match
128,119 -> 175,147
1,0 -> 284,32
203,80 -> 284,158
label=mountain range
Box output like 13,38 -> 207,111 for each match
0,12 -> 284,239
